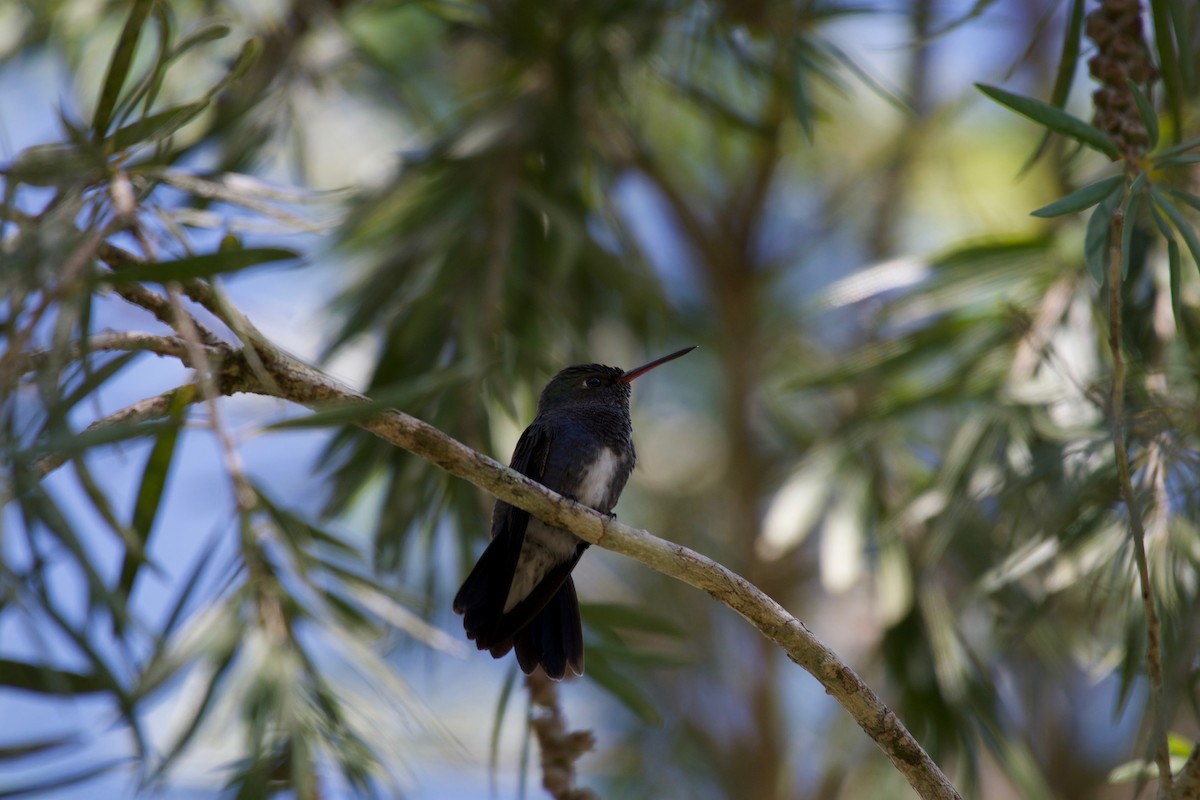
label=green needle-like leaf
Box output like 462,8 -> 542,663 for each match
101,247 -> 298,284
1168,237 -> 1182,325
1021,0 -> 1085,172
118,387 -> 188,604
109,101 -> 209,152
1030,175 -> 1123,218
0,660 -> 107,696
977,84 -> 1120,159
1128,80 -> 1159,150
92,0 -> 155,137
1119,189 -> 1141,280
1152,186 -> 1200,277
585,652 -> 662,724
1085,189 -> 1123,284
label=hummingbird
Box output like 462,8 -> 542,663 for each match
453,346 -> 696,680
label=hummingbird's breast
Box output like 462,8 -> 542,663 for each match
575,446 -> 627,510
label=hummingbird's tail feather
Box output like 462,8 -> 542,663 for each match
514,578 -> 584,679
453,533 -> 584,669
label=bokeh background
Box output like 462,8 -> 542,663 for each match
3,0 -> 1200,798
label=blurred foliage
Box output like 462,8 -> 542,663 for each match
3,0 -> 1200,799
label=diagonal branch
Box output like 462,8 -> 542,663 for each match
25,337 -> 962,799
221,349 -> 963,800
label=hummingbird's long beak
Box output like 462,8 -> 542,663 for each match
618,345 -> 697,383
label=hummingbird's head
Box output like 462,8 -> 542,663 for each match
537,364 -> 630,414
535,346 -> 697,415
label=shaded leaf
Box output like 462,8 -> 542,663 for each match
1021,0 -> 1086,172
101,248 -> 298,284
1152,187 -> 1200,276
1128,80 -> 1159,150
0,660 -> 107,696
30,418 -> 174,465
583,602 -> 685,638
1168,238 -> 1182,324
4,143 -> 106,187
1085,188 -> 1123,284
1119,187 -> 1141,281
1148,0 -> 1183,143
1153,134 -> 1200,163
223,38 -> 263,86
93,0 -> 156,137
117,388 -> 188,603
585,652 -> 662,724
110,101 -> 209,152
488,664 -> 520,794
169,22 -> 232,59
0,736 -> 79,762
1166,188 -> 1200,214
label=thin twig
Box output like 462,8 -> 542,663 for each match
28,386 -> 203,480
0,217 -> 127,394
20,332 -> 193,374
165,287 -> 256,514
1106,182 -> 1172,796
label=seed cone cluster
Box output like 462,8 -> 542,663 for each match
1086,0 -> 1158,160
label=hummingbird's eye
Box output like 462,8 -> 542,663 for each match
584,376 -> 602,388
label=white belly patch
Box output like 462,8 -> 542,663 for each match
501,447 -> 625,613
575,447 -> 620,508
503,520 -> 578,612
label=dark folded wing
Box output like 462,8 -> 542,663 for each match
452,421 -> 554,649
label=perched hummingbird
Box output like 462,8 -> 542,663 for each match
453,346 -> 696,680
